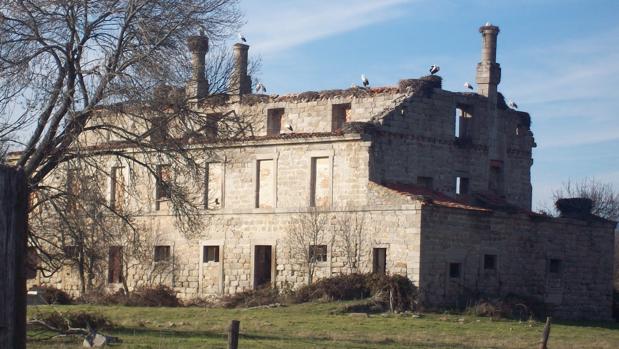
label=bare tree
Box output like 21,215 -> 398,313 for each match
287,208 -> 333,285
552,178 -> 619,221
0,0 -> 262,281
333,211 -> 366,274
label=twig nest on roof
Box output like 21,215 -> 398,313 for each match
555,198 -> 593,218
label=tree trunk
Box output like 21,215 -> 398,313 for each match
0,166 -> 28,349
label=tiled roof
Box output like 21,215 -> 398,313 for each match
379,182 -> 490,212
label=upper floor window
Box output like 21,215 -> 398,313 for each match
150,116 -> 169,143
310,157 -> 330,207
267,108 -> 284,136
156,165 -> 172,202
255,159 -> 275,208
204,162 -> 223,210
110,166 -> 125,211
456,176 -> 469,195
205,113 -> 221,139
417,176 -> 434,190
332,103 -> 352,132
455,105 -> 473,139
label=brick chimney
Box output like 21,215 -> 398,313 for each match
229,43 -> 252,95
186,34 -> 209,100
476,23 -> 501,105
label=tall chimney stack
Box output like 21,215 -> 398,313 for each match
230,43 -> 251,95
476,23 -> 501,105
186,33 -> 209,100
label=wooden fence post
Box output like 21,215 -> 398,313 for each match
539,316 -> 552,349
228,320 -> 240,349
0,166 -> 28,349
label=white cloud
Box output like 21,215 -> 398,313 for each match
241,0 -> 414,54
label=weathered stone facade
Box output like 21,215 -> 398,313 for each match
25,24 -> 616,320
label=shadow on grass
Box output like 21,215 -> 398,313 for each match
106,326 -> 481,349
551,319 -> 619,330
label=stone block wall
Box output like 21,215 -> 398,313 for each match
418,204 -> 615,320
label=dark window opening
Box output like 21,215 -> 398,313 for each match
267,108 -> 284,136
154,245 -> 171,262
489,162 -> 504,195
63,245 -> 78,259
456,176 -> 469,195
449,262 -> 461,278
205,113 -> 221,139
455,105 -> 473,139
484,254 -> 497,270
156,164 -> 172,202
373,248 -> 387,274
254,245 -> 272,288
309,245 -> 328,262
203,245 -> 220,263
332,103 -> 352,132
150,117 -> 169,143
110,166 -> 125,211
417,176 -> 434,190
108,246 -> 123,284
549,258 -> 562,274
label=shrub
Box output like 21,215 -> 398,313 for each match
126,285 -> 180,307
36,286 -> 73,305
221,286 -> 280,308
464,294 -> 544,320
292,273 -> 417,312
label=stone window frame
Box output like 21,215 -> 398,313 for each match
249,239 -> 277,290
204,158 -> 226,210
307,150 -> 334,208
198,239 -> 225,296
253,152 -> 279,210
108,164 -> 127,210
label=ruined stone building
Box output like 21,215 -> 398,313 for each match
25,24 -> 616,320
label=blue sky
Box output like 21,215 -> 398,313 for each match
238,0 -> 619,210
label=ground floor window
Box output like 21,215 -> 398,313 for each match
309,245 -> 328,262
154,245 -> 171,262
372,248 -> 387,274
203,246 -> 220,263
449,262 -> 461,278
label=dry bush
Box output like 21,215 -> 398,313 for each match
464,295 -> 545,320
220,287 -> 281,308
125,286 -> 180,307
36,286 -> 73,305
292,273 -> 418,312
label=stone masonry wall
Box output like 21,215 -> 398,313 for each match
419,205 -> 615,321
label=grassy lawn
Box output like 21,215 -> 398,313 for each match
27,302 -> 619,349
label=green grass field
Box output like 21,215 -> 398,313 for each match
27,302 -> 619,349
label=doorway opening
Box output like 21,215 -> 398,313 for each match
254,245 -> 272,288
